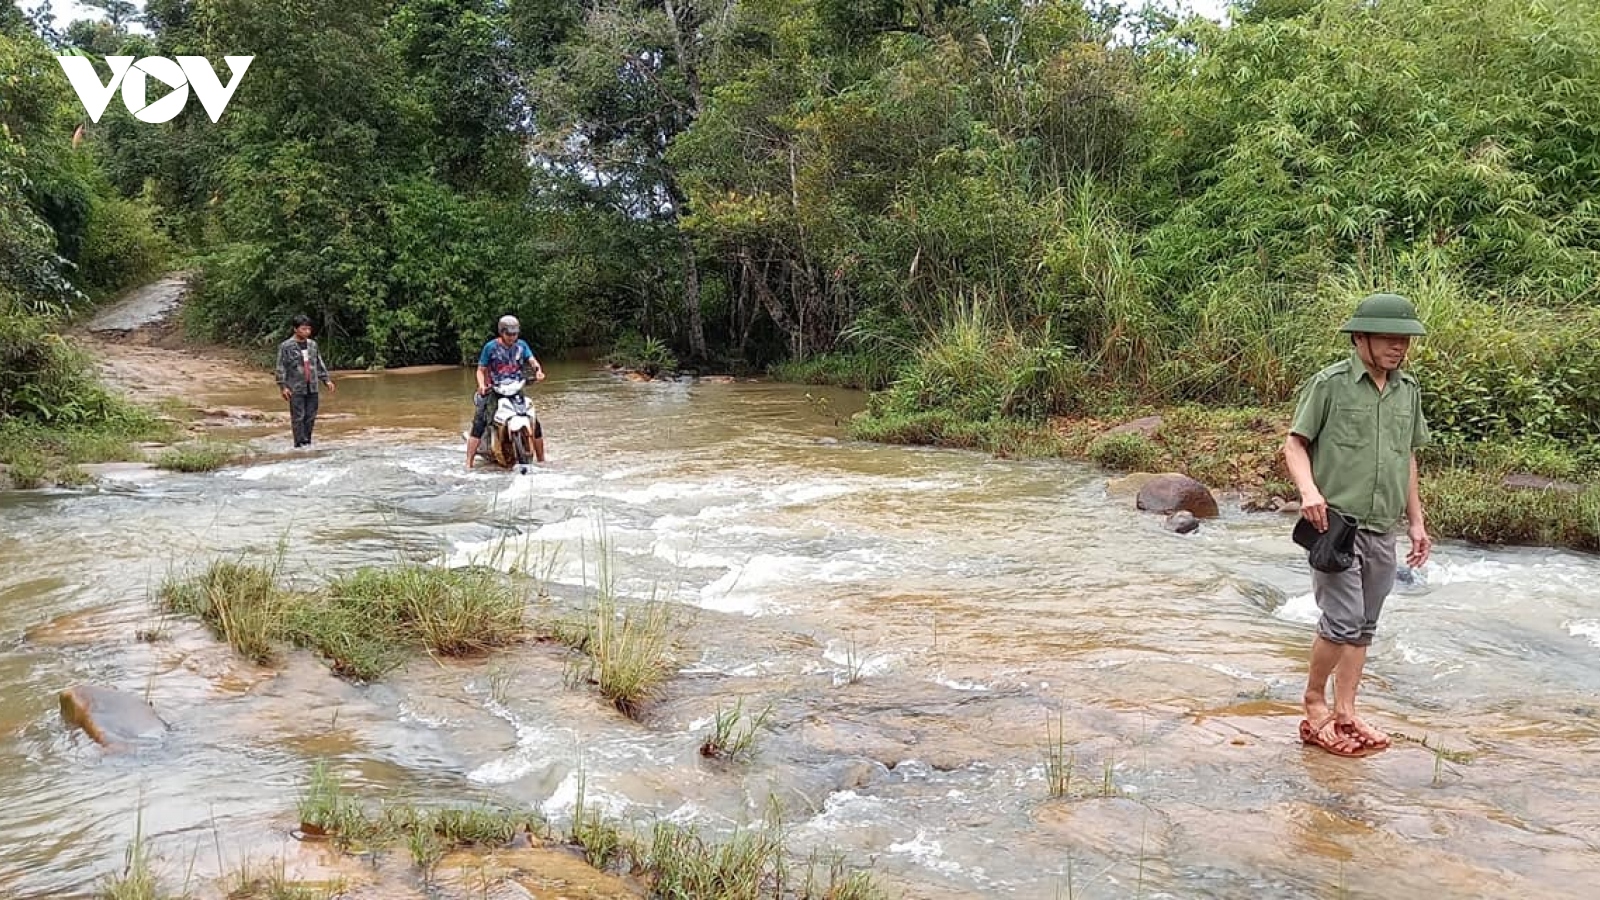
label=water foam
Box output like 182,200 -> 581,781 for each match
1275,592 -> 1319,625
236,462 -> 297,481
691,547 -> 891,614
541,768 -> 632,822
794,790 -> 889,834
887,830 -> 966,876
932,675 -> 991,692
1566,619 -> 1600,649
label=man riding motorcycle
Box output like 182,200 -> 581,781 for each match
466,315 -> 546,469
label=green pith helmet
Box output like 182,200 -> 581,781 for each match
1339,293 -> 1427,336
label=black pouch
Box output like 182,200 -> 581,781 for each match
1292,508 -> 1359,573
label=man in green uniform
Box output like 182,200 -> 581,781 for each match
1284,293 -> 1434,757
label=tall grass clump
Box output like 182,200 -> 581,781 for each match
700,698 -> 774,761
296,759 -> 365,838
550,528 -> 681,717
99,833 -> 162,900
99,811 -> 190,900
871,302 -> 1088,425
561,593 -> 677,717
160,559 -> 528,680
769,349 -> 902,391
1087,432 -> 1160,472
159,559 -> 286,665
320,566 -> 525,657
642,817 -> 888,900
857,301 -> 1089,452
1040,184 -> 1166,391
155,442 -> 239,473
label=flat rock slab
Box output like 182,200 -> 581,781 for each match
1502,473 -> 1585,494
59,685 -> 168,749
79,462 -> 163,484
1103,415 -> 1164,439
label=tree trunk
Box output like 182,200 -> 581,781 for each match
663,0 -> 704,116
679,229 -> 707,361
742,248 -> 801,357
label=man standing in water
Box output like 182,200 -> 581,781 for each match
275,314 -> 335,448
465,314 -> 546,469
1283,293 -> 1433,757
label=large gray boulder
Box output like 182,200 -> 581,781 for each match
1136,473 -> 1220,518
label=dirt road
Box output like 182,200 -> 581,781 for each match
80,273 -> 270,411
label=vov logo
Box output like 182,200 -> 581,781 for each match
56,55 -> 253,124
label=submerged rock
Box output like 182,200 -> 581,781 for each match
59,685 -> 168,750
1165,511 -> 1200,534
1136,473 -> 1220,518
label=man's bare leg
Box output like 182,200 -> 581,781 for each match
1303,636 -> 1365,752
466,436 -> 480,469
1330,642 -> 1366,726
1304,636 -> 1341,725
1332,643 -> 1389,748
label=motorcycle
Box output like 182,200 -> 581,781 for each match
474,377 -> 543,473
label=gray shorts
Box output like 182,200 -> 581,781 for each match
1312,529 -> 1397,646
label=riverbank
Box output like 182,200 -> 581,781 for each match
810,364 -> 1600,551
852,406 -> 1600,552
2,276 -> 318,490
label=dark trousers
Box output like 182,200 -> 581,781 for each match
289,389 -> 320,446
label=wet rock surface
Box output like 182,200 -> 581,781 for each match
58,685 -> 168,749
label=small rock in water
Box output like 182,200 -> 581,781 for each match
1165,511 -> 1200,534
1395,565 -> 1424,586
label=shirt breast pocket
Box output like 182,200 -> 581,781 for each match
1328,406 -> 1369,450
1386,409 -> 1415,454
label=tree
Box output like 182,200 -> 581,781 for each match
527,0 -> 723,361
82,0 -> 140,31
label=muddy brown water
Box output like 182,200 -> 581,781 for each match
1,363 -> 1597,899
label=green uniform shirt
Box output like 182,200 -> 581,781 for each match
1289,354 -> 1428,534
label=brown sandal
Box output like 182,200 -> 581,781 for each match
1299,716 -> 1376,758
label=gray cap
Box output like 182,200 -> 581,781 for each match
497,315 -> 520,335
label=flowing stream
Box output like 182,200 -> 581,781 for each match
2,363 -> 1597,899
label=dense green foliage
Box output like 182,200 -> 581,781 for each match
4,0 -> 1598,527
2,15 -> 168,477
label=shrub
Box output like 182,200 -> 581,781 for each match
1088,432 -> 1161,471
155,442 -> 238,473
76,192 -> 174,298
606,331 -> 679,377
